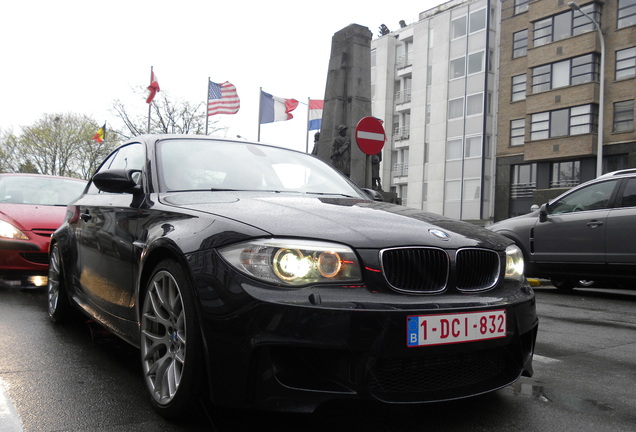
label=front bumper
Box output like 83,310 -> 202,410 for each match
191,257 -> 538,412
0,238 -> 50,287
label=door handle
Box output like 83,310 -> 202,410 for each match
586,220 -> 603,228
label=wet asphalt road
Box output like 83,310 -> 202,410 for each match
0,285 -> 635,432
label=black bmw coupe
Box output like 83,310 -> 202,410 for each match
48,135 -> 538,419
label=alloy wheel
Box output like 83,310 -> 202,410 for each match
141,269 -> 187,406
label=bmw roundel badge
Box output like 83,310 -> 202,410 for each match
429,229 -> 450,241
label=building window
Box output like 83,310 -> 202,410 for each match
445,180 -> 461,201
465,136 -> 482,158
450,56 -> 466,79
533,3 -> 599,47
551,161 -> 580,188
466,93 -> 483,116
512,74 -> 527,101
513,29 -> 528,58
446,139 -> 463,160
618,0 -> 636,29
511,164 -> 537,198
463,179 -> 481,200
616,47 -> 636,80
531,54 -> 599,93
514,0 -> 529,15
467,51 -> 485,74
452,16 -> 467,39
530,105 -> 596,140
469,8 -> 487,33
448,98 -> 464,119
613,100 -> 635,133
510,119 -> 525,146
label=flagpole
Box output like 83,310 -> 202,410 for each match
205,77 -> 210,135
257,87 -> 262,142
147,66 -> 153,134
305,97 -> 311,153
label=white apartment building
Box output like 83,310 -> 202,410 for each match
371,0 -> 499,223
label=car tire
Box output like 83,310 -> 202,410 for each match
140,259 -> 202,419
550,277 -> 577,292
47,243 -> 74,323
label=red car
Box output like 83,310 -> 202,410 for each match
0,173 -> 86,287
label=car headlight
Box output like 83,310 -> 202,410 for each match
504,245 -> 525,282
219,238 -> 362,287
0,220 -> 29,240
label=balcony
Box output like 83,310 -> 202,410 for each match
397,52 -> 413,70
393,126 -> 410,143
392,162 -> 409,178
510,182 -> 536,199
395,89 -> 412,106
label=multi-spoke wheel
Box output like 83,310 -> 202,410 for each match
140,260 -> 201,419
48,243 -> 73,323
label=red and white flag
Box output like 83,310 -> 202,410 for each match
146,71 -> 160,104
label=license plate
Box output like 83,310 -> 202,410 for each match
407,310 -> 507,347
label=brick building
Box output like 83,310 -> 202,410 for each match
496,0 -> 636,220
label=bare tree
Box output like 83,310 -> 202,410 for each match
0,129 -> 21,173
13,113 -> 117,179
112,88 -> 227,139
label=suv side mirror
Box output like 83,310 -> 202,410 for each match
538,203 -> 548,223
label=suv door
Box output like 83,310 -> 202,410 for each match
606,178 -> 636,269
532,179 -> 619,273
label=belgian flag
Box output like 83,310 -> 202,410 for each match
93,123 -> 105,143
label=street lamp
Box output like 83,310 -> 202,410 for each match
568,1 -> 605,177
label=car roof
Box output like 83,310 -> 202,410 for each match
596,169 -> 636,179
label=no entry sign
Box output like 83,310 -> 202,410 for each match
355,116 -> 386,155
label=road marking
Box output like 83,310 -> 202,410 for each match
533,354 -> 562,364
0,377 -> 23,432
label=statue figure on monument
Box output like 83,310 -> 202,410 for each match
372,151 -> 382,191
311,132 -> 320,156
330,124 -> 351,177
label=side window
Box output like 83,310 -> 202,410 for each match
549,180 -> 618,214
86,143 -> 145,194
108,143 -> 145,174
619,178 -> 636,208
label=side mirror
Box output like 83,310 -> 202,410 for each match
361,188 -> 384,202
538,203 -> 548,223
93,169 -> 141,194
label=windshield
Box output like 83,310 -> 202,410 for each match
0,175 -> 86,205
157,139 -> 367,198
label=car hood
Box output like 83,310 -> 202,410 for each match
0,203 -> 68,231
488,210 -> 539,232
160,192 -> 511,250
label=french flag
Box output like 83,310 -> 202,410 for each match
308,99 -> 323,131
259,91 -> 299,124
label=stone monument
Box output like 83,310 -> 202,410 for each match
315,24 -> 373,188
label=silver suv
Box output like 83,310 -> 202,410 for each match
489,170 -> 636,291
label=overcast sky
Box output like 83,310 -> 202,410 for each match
1,0 -> 442,152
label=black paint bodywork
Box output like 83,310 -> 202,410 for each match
52,135 -> 538,412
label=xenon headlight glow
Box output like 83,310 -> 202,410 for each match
0,220 -> 29,240
504,244 -> 525,282
219,239 -> 362,287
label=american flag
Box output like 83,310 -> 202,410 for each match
208,81 -> 240,116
